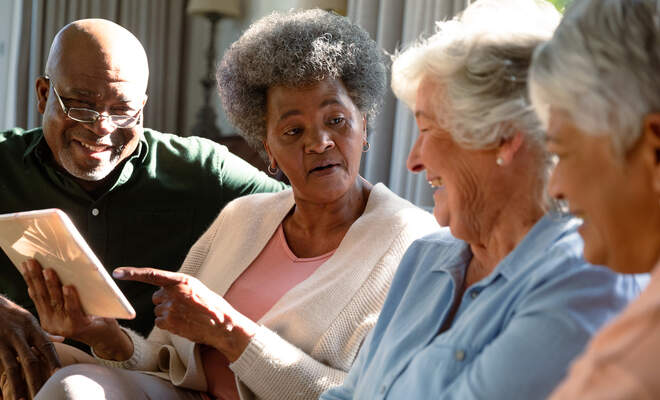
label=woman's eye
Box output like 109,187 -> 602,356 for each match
329,117 -> 345,126
284,127 -> 302,136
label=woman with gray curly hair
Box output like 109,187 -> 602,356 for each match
529,0 -> 660,398
32,8 -> 438,400
322,0 -> 638,399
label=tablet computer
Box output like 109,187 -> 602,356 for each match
0,209 -> 136,319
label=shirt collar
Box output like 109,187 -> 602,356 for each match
429,213 -> 579,283
493,213 -> 579,281
430,229 -> 472,273
23,129 -> 46,161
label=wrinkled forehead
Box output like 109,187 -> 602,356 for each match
52,54 -> 147,104
57,79 -> 146,108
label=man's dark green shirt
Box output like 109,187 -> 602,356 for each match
0,127 -> 285,336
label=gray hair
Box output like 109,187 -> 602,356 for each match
391,0 -> 560,151
530,0 -> 660,156
217,9 -> 386,157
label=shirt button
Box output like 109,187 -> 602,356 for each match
455,350 -> 466,361
91,208 -> 100,216
470,291 -> 479,299
380,385 -> 387,394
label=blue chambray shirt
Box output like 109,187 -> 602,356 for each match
322,214 -> 639,400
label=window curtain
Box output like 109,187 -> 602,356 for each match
348,0 -> 470,207
4,0 -> 187,134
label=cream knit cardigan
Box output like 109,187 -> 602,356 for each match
97,183 -> 438,399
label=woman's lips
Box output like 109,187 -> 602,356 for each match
428,177 -> 443,187
309,163 -> 340,175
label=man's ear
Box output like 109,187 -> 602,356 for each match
496,131 -> 524,165
641,113 -> 660,194
35,76 -> 50,114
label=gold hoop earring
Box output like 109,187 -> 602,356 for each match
362,141 -> 370,153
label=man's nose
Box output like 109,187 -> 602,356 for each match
87,114 -> 116,137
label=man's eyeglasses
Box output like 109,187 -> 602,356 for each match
44,76 -> 145,129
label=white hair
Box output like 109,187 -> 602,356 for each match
392,0 -> 560,150
530,0 -> 660,155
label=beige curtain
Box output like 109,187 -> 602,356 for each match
7,0 -> 187,134
349,0 -> 471,207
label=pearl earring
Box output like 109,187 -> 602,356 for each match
496,157 -> 504,166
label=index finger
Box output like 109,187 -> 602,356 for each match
112,267 -> 188,287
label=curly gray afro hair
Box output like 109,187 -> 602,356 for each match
217,9 -> 386,156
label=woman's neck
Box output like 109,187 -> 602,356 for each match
284,178 -> 373,257
466,198 -> 545,287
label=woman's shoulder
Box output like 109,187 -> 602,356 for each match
365,184 -> 438,229
221,189 -> 294,216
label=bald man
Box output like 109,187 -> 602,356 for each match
0,19 -> 285,399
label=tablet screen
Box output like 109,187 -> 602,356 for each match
0,209 -> 136,319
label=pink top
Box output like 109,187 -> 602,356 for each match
200,223 -> 334,400
550,264 -> 660,400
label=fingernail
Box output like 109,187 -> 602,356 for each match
112,269 -> 124,278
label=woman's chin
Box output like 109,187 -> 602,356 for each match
432,188 -> 449,226
433,206 -> 449,227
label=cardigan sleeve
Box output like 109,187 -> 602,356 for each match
231,325 -> 348,399
92,327 -> 166,371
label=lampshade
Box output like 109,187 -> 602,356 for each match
187,0 -> 241,17
293,0 -> 347,14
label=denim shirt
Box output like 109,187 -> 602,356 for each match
322,214 -> 639,400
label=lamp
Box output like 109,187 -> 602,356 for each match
292,0 -> 347,15
187,0 -> 241,139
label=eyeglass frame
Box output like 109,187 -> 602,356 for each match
43,75 -> 146,129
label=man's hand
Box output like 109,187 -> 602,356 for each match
114,267 -> 257,362
20,260 -> 116,345
19,260 -> 132,362
0,295 -> 62,400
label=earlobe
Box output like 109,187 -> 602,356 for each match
496,131 -> 524,165
35,77 -> 49,114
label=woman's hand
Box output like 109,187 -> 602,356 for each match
19,259 -> 132,361
114,267 -> 258,362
